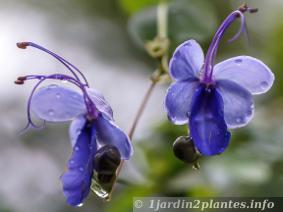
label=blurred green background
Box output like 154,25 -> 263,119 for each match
1,0 -> 283,211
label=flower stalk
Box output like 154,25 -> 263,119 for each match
107,1 -> 170,200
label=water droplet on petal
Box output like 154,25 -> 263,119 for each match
76,203 -> 83,207
62,79 -> 68,84
260,81 -> 268,89
48,84 -> 58,89
206,88 -> 212,93
55,93 -> 61,99
79,166 -> 84,172
69,160 -> 75,165
235,59 -> 243,64
48,109 -> 55,116
236,117 -> 242,123
75,146 -> 80,151
73,94 -> 79,99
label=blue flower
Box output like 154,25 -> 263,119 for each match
165,6 -> 274,156
16,42 -> 133,206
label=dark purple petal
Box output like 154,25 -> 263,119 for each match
216,80 -> 254,129
169,40 -> 204,81
189,84 -> 231,156
31,85 -> 86,122
61,122 -> 97,206
94,114 -> 133,160
165,80 -> 198,125
213,56 -> 274,95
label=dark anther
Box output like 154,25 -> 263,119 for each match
17,76 -> 27,81
14,80 -> 24,85
238,3 -> 248,13
94,145 -> 121,175
173,136 -> 200,164
16,42 -> 29,49
248,8 -> 258,13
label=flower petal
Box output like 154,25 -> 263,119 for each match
86,87 -> 114,120
31,84 -> 86,122
169,39 -> 204,81
189,85 -> 231,156
216,80 -> 254,129
69,115 -> 87,147
61,122 -> 97,206
213,56 -> 274,95
165,80 -> 199,125
94,114 -> 133,160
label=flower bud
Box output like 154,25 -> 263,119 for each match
173,136 -> 200,163
94,145 -> 121,175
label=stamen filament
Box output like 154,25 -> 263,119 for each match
17,42 -> 89,86
201,4 -> 257,84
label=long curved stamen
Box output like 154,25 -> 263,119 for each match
17,42 -> 89,86
201,4 -> 257,84
16,73 -> 99,132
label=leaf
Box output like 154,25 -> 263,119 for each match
128,0 -> 217,50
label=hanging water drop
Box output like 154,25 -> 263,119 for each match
76,203 -> 83,207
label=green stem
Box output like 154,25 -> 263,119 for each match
106,2 -> 169,200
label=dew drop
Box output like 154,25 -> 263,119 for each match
90,178 -> 109,199
260,81 -> 268,89
206,88 -> 212,93
48,84 -> 58,89
70,160 -> 75,165
48,109 -> 55,116
55,93 -> 61,99
79,167 -> 84,172
76,203 -> 83,207
236,117 -> 242,123
234,59 -> 243,64
75,146 -> 80,151
73,94 -> 79,99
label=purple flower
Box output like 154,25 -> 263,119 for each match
165,6 -> 274,156
16,42 -> 133,206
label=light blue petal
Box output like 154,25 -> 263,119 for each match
213,56 -> 274,95
216,80 -> 254,129
31,85 -> 86,122
69,115 -> 87,147
169,39 -> 204,81
86,88 -> 114,120
94,114 -> 133,160
165,80 -> 199,125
